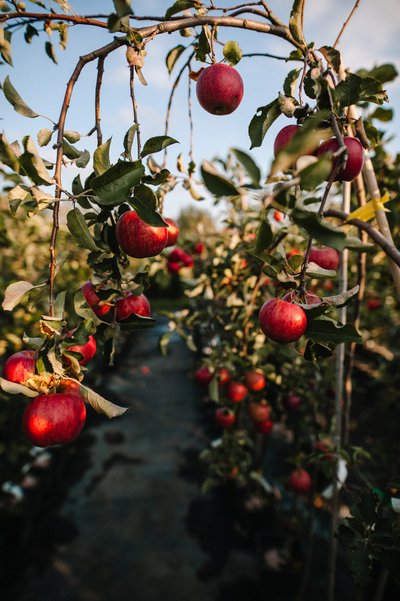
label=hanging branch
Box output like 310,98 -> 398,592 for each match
95,56 -> 105,147
129,66 -> 142,159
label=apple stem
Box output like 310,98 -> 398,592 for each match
95,57 -> 105,147
129,66 -> 142,160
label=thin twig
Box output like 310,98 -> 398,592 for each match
0,11 -> 108,28
242,51 -> 298,61
129,66 -> 141,159
187,61 -> 194,167
95,57 -> 105,147
333,0 -> 361,49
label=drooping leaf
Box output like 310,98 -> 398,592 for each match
289,0 -> 306,46
0,29 -> 12,65
0,377 -> 39,398
91,160 -> 144,206
195,27 -> 211,62
64,130 -> 81,143
37,128 -> 53,147
3,75 -> 39,118
2,280 -> 46,311
201,161 -> 240,197
130,184 -> 167,227
93,138 -> 112,176
369,107 -> 393,122
166,44 -> 186,74
318,46 -> 341,73
79,382 -> 128,418
0,133 -> 20,171
75,149 -> 90,168
19,136 -> 54,185
248,98 -> 281,149
306,316 -> 362,344
66,208 -> 101,252
141,136 -> 179,158
24,23 -> 39,44
45,40 -> 58,64
142,169 -> 170,186
291,206 -> 346,250
283,68 -> 301,97
223,40 -> 242,66
255,218 -> 273,255
113,0 -> 132,16
123,124 -> 137,160
357,63 -> 398,84
165,0 -> 199,20
230,147 -> 261,187
299,155 -> 332,190
62,139 -> 83,160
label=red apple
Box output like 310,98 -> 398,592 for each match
194,242 -> 204,255
116,211 -> 168,258
309,246 -> 340,271
283,290 -> 321,305
65,332 -> 96,366
58,379 -> 81,394
23,393 -> 86,447
196,63 -> 244,115
259,299 -> 307,343
283,393 -> 301,411
316,136 -> 364,181
273,124 -> 301,157
255,419 -> 273,434
217,368 -> 230,386
273,210 -> 284,222
169,247 -> 194,268
167,261 -> 182,274
248,400 -> 270,423
286,468 -> 312,494
116,293 -> 151,321
215,407 -> 236,429
164,218 -> 180,247
245,370 -> 266,391
367,299 -> 381,311
3,350 -> 36,384
81,281 -> 112,318
226,381 -> 248,403
195,365 -> 213,386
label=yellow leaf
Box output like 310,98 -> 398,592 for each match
345,192 -> 391,223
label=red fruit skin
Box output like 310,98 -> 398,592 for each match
245,370 -> 266,391
273,124 -> 301,157
316,137 -> 364,181
58,379 -> 80,394
66,334 -> 97,366
116,211 -> 168,258
194,242 -> 204,255
3,350 -> 36,384
256,419 -> 273,434
164,218 -> 180,247
309,247 -> 340,271
23,393 -> 86,447
81,282 -> 112,318
273,210 -> 284,222
248,401 -> 270,423
226,381 -> 248,403
283,394 -> 301,411
167,261 -> 182,274
259,299 -> 307,343
215,407 -> 236,429
283,290 -> 321,305
195,365 -> 213,386
367,299 -> 381,311
116,293 -> 151,321
217,368 -> 230,386
196,63 -> 244,115
286,468 -> 312,495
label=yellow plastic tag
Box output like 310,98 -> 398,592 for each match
345,192 -> 391,223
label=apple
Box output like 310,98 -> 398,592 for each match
58,379 -> 81,394
81,281 -> 112,318
273,210 -> 284,222
116,293 -> 151,321
286,468 -> 312,494
309,246 -> 340,271
195,365 -> 213,386
315,136 -> 364,181
3,350 -> 35,384
116,210 -> 168,258
23,393 -> 86,447
215,407 -> 236,429
196,63 -> 244,115
167,261 -> 181,274
367,298 -> 381,311
255,419 -> 273,434
259,299 -> 307,343
283,393 -> 301,411
65,332 -> 96,366
164,218 -> 180,247
169,247 -> 194,268
248,400 -> 270,423
217,368 -> 230,386
194,242 -> 204,255
245,370 -> 266,391
226,381 -> 248,403
273,124 -> 301,157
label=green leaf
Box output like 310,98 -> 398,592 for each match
19,136 -> 54,185
66,208 -> 101,252
24,23 -> 39,43
91,161 -> 144,206
230,147 -> 261,187
306,316 -> 362,344
344,236 -> 373,251
3,75 -> 39,118
334,73 -> 388,110
142,169 -> 170,186
223,40 -> 242,66
0,29 -> 12,65
283,68 -> 301,97
62,139 -> 82,160
113,0 -> 132,16
123,124 -> 137,160
357,63 -> 398,84
318,46 -> 341,73
0,133 -> 20,171
248,98 -> 281,149
75,149 -> 90,168
320,285 -> 360,308
166,44 -> 186,74
2,280 -> 46,311
195,26 -> 211,62
45,41 -> 57,64
291,207 -> 346,250
93,137 -> 111,176
359,76 -> 388,105
37,128 -> 53,147
159,331 -> 174,356
165,0 -> 197,20
369,107 -> 393,122
208,376 -> 219,402
79,382 -> 128,418
0,377 -> 38,398
72,174 -> 84,196
64,130 -> 81,143
130,184 -> 167,227
304,339 -> 334,363
201,160 -> 240,197
255,218 -> 273,255
299,155 -> 332,190
141,136 -> 179,158
289,0 -> 306,46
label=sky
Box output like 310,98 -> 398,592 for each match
2,0 -> 400,219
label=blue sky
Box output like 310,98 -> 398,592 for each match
2,0 -> 400,219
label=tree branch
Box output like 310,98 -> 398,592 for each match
333,0 -> 361,49
95,57 -> 105,147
